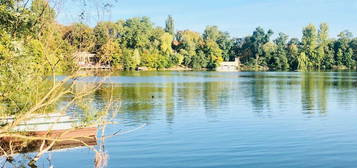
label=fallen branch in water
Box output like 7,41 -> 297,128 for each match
102,124 -> 147,139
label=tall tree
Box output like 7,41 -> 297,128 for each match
141,28 -> 174,69
287,38 -> 300,70
63,23 -> 95,51
349,38 -> 357,63
271,33 -> 289,70
249,27 -> 273,68
119,17 -> 154,49
120,48 -> 140,70
203,26 -> 233,61
93,21 -> 121,52
203,39 -> 223,69
301,24 -> 318,69
203,26 -> 221,41
165,15 -> 175,36
230,38 -> 246,64
262,42 -> 277,68
97,39 -> 121,65
317,23 -> 329,69
298,52 -> 308,71
322,42 -> 335,69
176,30 -> 204,68
333,30 -> 355,68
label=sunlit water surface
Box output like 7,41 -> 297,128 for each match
31,72 -> 357,167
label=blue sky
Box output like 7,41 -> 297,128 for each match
57,0 -> 357,39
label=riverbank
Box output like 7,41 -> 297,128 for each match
136,65 -> 197,71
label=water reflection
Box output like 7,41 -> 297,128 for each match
3,71 -> 357,167
69,72 -> 357,124
93,71 -> 357,122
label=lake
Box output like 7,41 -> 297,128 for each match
18,71 -> 357,167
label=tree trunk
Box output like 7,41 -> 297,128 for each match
255,54 -> 259,70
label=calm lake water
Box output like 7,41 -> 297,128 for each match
35,72 -> 357,167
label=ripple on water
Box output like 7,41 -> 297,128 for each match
49,72 -> 357,168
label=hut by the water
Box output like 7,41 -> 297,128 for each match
216,58 -> 240,72
74,52 -> 111,70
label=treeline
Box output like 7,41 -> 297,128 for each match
64,16 -> 225,70
237,24 -> 357,71
67,19 -> 357,71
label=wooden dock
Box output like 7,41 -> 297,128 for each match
0,127 -> 98,155
79,64 -> 111,70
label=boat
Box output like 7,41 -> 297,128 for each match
0,113 -> 98,155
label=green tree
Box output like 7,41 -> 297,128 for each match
132,49 -> 141,68
262,42 -> 277,68
159,32 -> 175,67
336,49 -> 344,66
230,38 -> 246,62
121,48 -> 140,70
191,50 -> 208,69
97,39 -> 121,65
333,30 -> 355,68
119,17 -> 154,49
93,21 -> 122,52
270,33 -> 289,70
301,24 -> 318,69
349,38 -> 357,63
0,1 -> 37,38
141,48 -> 168,69
203,26 -> 222,41
298,52 -> 308,71
287,38 -> 300,70
176,30 -> 204,68
203,26 -> 234,61
165,15 -> 175,36
344,48 -> 354,68
317,23 -> 330,69
0,30 -> 48,114
322,42 -> 335,69
139,27 -> 172,69
203,40 -> 223,69
63,23 -> 95,51
217,32 -> 234,61
159,33 -> 174,54
249,27 -> 273,68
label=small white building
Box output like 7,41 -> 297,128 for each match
216,58 -> 240,72
73,52 -> 110,69
74,52 -> 96,66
